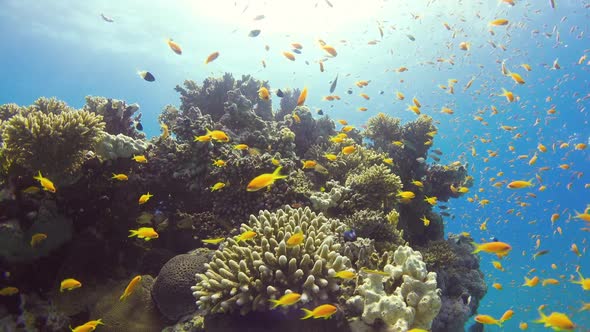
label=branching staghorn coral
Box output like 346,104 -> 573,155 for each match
192,206 -> 351,315
1,103 -> 105,180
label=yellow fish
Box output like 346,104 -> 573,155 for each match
300,304 -> 337,320
533,308 -> 575,331
507,180 -> 533,189
342,145 -> 356,155
33,171 -> 56,193
120,275 -> 142,301
202,237 -> 225,245
132,155 -> 147,163
206,128 -> 230,142
286,232 -> 304,247
420,216 -> 430,226
128,227 -> 159,241
246,167 -> 288,192
234,144 -> 249,150
112,173 -> 128,181
324,153 -> 338,161
60,278 -> 82,292
212,159 -> 226,167
302,160 -> 317,169
397,191 -> 415,200
30,233 -> 47,247
138,192 -> 153,205
211,182 -> 226,191
334,270 -> 356,279
0,287 -> 19,296
235,230 -> 256,242
383,158 -> 394,165
258,87 -> 270,100
475,314 -> 502,326
269,292 -> 301,309
194,134 -> 211,142
522,276 -> 539,287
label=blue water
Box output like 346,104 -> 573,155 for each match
1,0 -> 589,330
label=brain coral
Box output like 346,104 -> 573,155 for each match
152,251 -> 212,321
192,206 -> 350,315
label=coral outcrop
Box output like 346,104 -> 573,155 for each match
193,206 -> 350,315
347,245 -> 441,332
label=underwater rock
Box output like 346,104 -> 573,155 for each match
152,250 -> 212,321
309,180 -> 351,213
91,275 -> 166,331
347,245 -> 441,331
193,206 -> 350,316
0,202 -> 73,263
95,132 -> 149,160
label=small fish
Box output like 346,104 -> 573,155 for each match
60,278 -> 82,292
167,39 -> 182,55
235,230 -> 257,242
211,182 -> 226,191
334,270 -> 356,279
283,51 -> 296,61
112,173 -> 128,181
360,267 -> 389,276
321,45 -> 337,56
30,233 -> 47,247
292,49 -> 302,55
137,70 -> 155,82
206,128 -> 230,142
302,160 -> 317,169
475,314 -> 503,327
269,293 -> 301,308
522,276 -> 540,287
286,232 -> 304,247
342,145 -> 356,155
234,144 -> 249,150
471,241 -> 512,255
202,237 -> 225,245
0,287 -> 19,296
341,227 -> 356,241
248,29 -> 261,37
138,192 -> 153,205
533,308 -> 574,331
297,87 -> 308,106
128,227 -> 159,241
100,13 -> 114,23
132,155 -> 147,163
72,319 -> 104,332
276,89 -> 284,97
301,304 -> 338,320
253,15 -> 265,21
21,186 -> 41,194
247,167 -> 288,192
135,121 -> 143,131
205,51 -> 220,64
160,123 -> 169,139
533,249 -> 550,259
406,34 -> 416,41
120,275 -> 141,301
489,19 -> 509,26
507,180 -> 533,189
259,87 -> 271,100
34,171 -> 56,193
329,74 -> 338,93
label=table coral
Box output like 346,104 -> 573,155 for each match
193,206 -> 350,315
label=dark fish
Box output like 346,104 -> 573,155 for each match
100,13 -> 114,23
533,249 -> 550,259
406,34 -> 416,41
317,109 -> 324,115
325,0 -> 333,7
292,49 -> 302,54
347,89 -> 352,94
329,74 -> 338,93
138,71 -> 155,82
241,4 -> 249,13
379,90 -> 384,95
253,14 -> 265,20
305,60 -> 310,65
440,212 -> 451,217
343,229 -> 356,242
135,122 -> 143,131
439,205 -> 448,210
276,89 -> 284,98
432,148 -> 443,155
490,237 -> 499,242
430,155 -> 440,162
248,29 -> 261,37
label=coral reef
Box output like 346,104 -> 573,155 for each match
152,250 -> 212,321
344,164 -> 402,211
95,132 -> 149,160
309,180 -> 351,214
0,98 -> 105,180
343,209 -> 403,251
347,245 -> 441,332
82,96 -> 143,139
193,206 -> 350,315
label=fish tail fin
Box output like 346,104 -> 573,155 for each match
96,319 -> 105,326
128,230 -> 139,238
206,128 -> 212,135
470,242 -> 481,254
533,308 -> 547,324
268,299 -> 280,309
272,166 -> 288,180
300,308 -> 314,320
34,171 -> 42,181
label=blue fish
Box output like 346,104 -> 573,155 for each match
343,229 -> 356,242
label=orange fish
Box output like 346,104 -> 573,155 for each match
167,39 -> 182,55
283,51 -> 296,61
297,87 -> 308,106
205,51 -> 219,64
322,45 -> 337,56
489,19 -> 509,26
